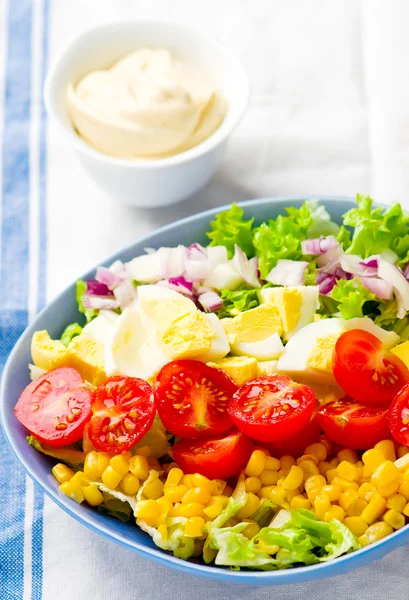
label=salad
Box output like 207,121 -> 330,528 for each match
14,195 -> 409,570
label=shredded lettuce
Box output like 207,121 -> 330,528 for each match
207,204 -> 255,258
76,279 -> 97,323
330,278 -> 376,319
98,497 -> 132,522
60,322 -> 82,346
27,436 -> 85,467
217,288 -> 260,318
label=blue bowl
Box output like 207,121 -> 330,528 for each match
2,195 -> 409,585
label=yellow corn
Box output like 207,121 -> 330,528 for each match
96,452 -> 111,476
403,502 -> 409,517
184,516 -> 205,537
332,476 -> 359,492
279,456 -> 295,470
258,540 -> 280,555
181,487 -> 211,506
314,493 -> 331,520
377,480 -> 400,498
328,457 -> 339,467
399,480 -> 409,500
181,474 -> 194,489
212,479 -> 227,495
321,484 -> 342,502
245,477 -> 262,493
109,454 -> 129,475
298,459 -> 319,478
82,485 -> 104,506
191,473 -> 213,494
203,497 -> 225,519
286,489 -> 300,502
318,461 -> 333,477
242,520 -> 260,539
143,478 -> 164,500
283,466 -> 304,491
304,475 -> 326,502
386,494 -> 407,512
236,493 -> 260,519
224,485 -> 233,497
135,499 -> 161,520
265,457 -> 281,471
323,505 -> 345,523
178,502 -> 206,518
290,495 -> 311,510
163,462 -> 178,474
337,449 -> 359,464
326,468 -> 338,483
165,468 -> 184,488
59,481 -> 84,504
305,443 -> 327,462
347,498 -> 368,517
395,453 -> 409,472
361,464 -> 373,481
358,482 -> 376,502
260,470 -> 280,486
164,484 -> 188,503
297,454 -> 319,466
245,450 -> 267,477
260,486 -> 288,507
337,461 -> 360,482
383,508 -> 405,529
129,455 -> 149,481
278,470 -> 289,480
157,524 -> 168,541
254,446 -> 271,456
375,440 -> 396,462
362,448 -> 385,473
83,451 -> 101,480
101,465 -> 123,490
120,473 -> 140,495
344,516 -> 368,537
52,463 -> 74,484
372,460 -> 399,488
359,521 -> 393,546
339,489 -> 359,511
397,445 -> 409,458
361,493 -> 386,525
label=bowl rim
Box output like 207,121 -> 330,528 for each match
44,19 -> 250,170
2,194 -> 409,585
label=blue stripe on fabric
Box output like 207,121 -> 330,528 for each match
0,0 -> 33,598
31,1 -> 50,597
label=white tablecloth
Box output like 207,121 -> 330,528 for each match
4,0 -> 409,597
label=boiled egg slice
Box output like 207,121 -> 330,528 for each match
260,286 -> 319,340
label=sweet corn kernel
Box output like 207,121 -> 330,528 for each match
362,448 -> 386,473
394,453 -> 409,472
332,476 -> 359,492
305,443 -> 327,462
245,477 -> 262,493
203,497 -> 225,519
236,493 -> 260,519
361,493 -> 387,525
280,456 -> 296,470
59,481 -> 84,504
399,480 -> 409,500
157,524 -> 168,541
135,499 -> 161,520
321,484 -> 342,502
260,470 -> 280,486
136,446 -> 151,457
372,460 -> 399,487
283,466 -> 304,491
337,461 -> 360,482
356,460 -> 364,468
318,461 -> 332,477
144,478 -> 164,500
297,454 -> 318,466
52,463 -> 74,484
165,468 -> 184,488
328,457 -> 339,467
360,521 -> 393,545
120,473 -> 140,495
290,495 -> 312,510
337,449 -> 359,464
82,485 -> 104,506
339,489 -> 359,511
299,459 -> 319,478
358,482 -> 377,502
326,468 -> 338,483
258,540 -> 280,555
347,498 -> 368,517
178,502 -> 206,518
318,435 -> 333,456
397,445 -> 409,459
402,468 -> 409,481
383,508 -> 405,529
84,451 -> 101,480
163,462 -> 178,473
403,502 -> 409,517
212,479 -> 227,495
164,484 -> 188,503
129,455 -> 149,481
277,477 -> 285,486
323,505 -> 345,523
361,464 -> 373,481
254,446 -> 271,456
265,456 -> 281,471
181,474 -> 194,489
182,487 -> 211,506
184,516 -> 205,537
245,450 -> 267,477
377,480 -> 400,497
314,493 -> 331,520
242,520 -> 260,540
259,486 -> 288,507
304,475 -> 326,502
375,440 -> 396,462
110,454 -> 129,475
70,471 -> 90,488
223,485 -> 233,497
97,452 -> 111,476
101,465 -> 123,489
278,469 -> 289,479
344,516 -> 368,537
285,489 -> 300,502
191,473 -> 213,493
386,493 -> 407,512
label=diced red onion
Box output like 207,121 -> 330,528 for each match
198,291 -> 223,313
95,266 -> 124,290
360,256 -> 379,269
113,280 -> 138,310
232,245 -> 261,288
301,236 -> 339,256
157,277 -> 195,296
316,246 -> 344,273
83,295 -> 119,310
316,267 -> 351,295
340,254 -> 378,277
86,280 -> 113,296
188,243 -> 207,256
404,263 -> 409,281
163,246 -> 186,279
357,276 -> 393,300
126,252 -> 164,283
207,246 -> 228,268
378,259 -> 409,318
184,248 -> 211,282
266,259 -> 308,287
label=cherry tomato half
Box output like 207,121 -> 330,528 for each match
263,407 -> 321,457
89,376 -> 155,453
227,374 -> 315,442
333,329 -> 409,406
318,397 -> 390,449
387,383 -> 409,445
155,360 -> 237,439
14,367 -> 92,447
172,430 -> 253,480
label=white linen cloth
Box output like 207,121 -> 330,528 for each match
4,0 -> 409,598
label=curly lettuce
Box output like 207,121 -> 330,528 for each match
76,280 -> 97,323
217,288 -> 260,318
207,204 -> 255,258
330,278 -> 376,319
60,322 -> 82,346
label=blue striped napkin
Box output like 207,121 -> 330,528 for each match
0,1 -> 49,598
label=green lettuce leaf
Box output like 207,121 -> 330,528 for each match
76,279 -> 98,323
207,204 -> 255,258
306,199 -> 340,237
98,498 -> 132,522
210,523 -> 274,568
374,300 -> 409,340
27,435 -> 85,467
337,225 -> 351,250
60,322 -> 82,346
217,287 -> 260,318
330,278 -> 376,319
343,195 -> 409,264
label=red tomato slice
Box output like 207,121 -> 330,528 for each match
14,367 -> 92,447
263,408 -> 322,457
88,376 -> 155,453
387,383 -> 409,445
333,329 -> 409,406
155,360 -> 237,439
318,397 -> 390,449
227,374 -> 315,442
172,430 -> 253,480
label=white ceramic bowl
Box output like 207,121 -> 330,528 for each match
44,20 -> 250,207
